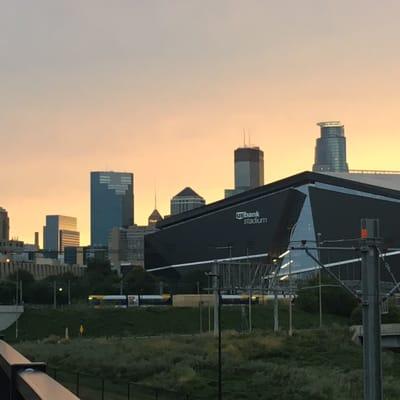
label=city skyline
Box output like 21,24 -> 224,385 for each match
2,1 -> 400,245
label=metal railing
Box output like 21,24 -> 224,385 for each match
49,367 -> 191,400
0,339 -> 79,399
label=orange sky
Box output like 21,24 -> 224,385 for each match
1,1 -> 400,245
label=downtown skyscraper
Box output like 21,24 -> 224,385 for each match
312,121 -> 349,173
0,207 -> 9,241
90,171 -> 134,246
225,145 -> 264,198
43,215 -> 80,252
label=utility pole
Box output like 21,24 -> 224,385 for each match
207,274 -> 211,332
68,280 -> 71,306
273,289 -> 279,333
248,287 -> 252,333
198,281 -> 202,334
19,280 -> 23,304
206,266 -> 222,400
15,269 -> 19,305
317,232 -> 323,328
53,281 -> 57,310
212,263 -> 220,337
360,219 -> 383,400
288,252 -> 293,336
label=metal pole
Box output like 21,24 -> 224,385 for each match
68,280 -> 71,305
360,218 -> 383,400
208,274 -> 211,332
248,287 -> 252,333
319,268 -> 322,328
199,300 -> 203,334
76,372 -> 80,396
317,232 -> 323,328
19,280 -> 23,304
15,270 -> 19,305
213,263 -> 219,337
288,253 -> 293,336
273,289 -> 279,332
53,280 -> 57,310
217,274 -> 222,400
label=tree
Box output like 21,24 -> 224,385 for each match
124,267 -> 159,294
296,275 -> 358,317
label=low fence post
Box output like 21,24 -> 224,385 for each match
102,377 -> 105,400
76,372 -> 80,396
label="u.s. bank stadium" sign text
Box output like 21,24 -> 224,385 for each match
235,211 -> 268,225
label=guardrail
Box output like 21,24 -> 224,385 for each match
0,339 -> 79,399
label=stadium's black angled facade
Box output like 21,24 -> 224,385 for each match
144,171 -> 400,280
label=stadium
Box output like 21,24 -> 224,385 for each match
145,171 -> 400,284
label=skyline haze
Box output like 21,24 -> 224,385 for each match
2,1 -> 400,244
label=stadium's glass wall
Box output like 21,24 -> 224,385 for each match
145,172 -> 400,281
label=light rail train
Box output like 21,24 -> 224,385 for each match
87,294 -> 277,308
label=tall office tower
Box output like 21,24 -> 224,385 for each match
91,171 -> 134,246
34,232 -> 40,249
43,215 -> 80,252
0,207 -> 9,241
225,146 -> 264,198
312,121 -> 349,172
170,187 -> 205,215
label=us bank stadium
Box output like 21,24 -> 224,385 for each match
144,171 -> 400,287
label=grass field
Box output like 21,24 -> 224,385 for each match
15,328 -> 400,400
9,305 -> 382,399
3,303 -> 347,342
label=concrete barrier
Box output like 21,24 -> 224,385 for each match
351,324 -> 400,348
0,306 -> 23,331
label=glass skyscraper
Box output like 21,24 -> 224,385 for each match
43,215 -> 80,252
90,171 -> 134,246
312,121 -> 349,173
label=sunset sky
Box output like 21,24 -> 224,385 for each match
2,0 -> 400,245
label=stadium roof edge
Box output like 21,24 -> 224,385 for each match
157,171 -> 400,229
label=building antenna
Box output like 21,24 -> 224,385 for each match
243,128 -> 246,147
154,182 -> 157,210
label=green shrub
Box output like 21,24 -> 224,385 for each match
350,299 -> 400,325
296,276 -> 358,317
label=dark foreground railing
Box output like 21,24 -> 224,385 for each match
0,340 -> 79,399
49,367 -> 191,400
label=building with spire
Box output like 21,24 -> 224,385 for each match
148,209 -> 163,226
312,121 -> 349,173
